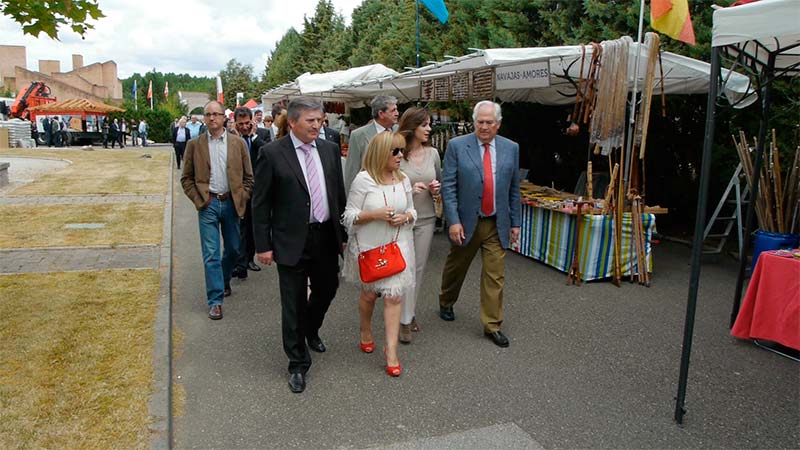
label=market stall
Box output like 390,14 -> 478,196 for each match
27,98 -> 125,146
261,41 -> 753,285
513,182 -> 663,282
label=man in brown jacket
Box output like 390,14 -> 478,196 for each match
181,100 -> 254,320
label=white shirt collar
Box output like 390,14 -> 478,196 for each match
374,121 -> 392,134
476,136 -> 496,149
208,131 -> 227,144
289,131 -> 315,149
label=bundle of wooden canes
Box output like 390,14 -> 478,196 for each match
733,128 -> 800,233
589,36 -> 632,156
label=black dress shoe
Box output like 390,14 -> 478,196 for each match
247,261 -> 261,271
439,306 -> 455,321
307,335 -> 326,353
208,304 -> 222,320
232,267 -> 248,279
484,330 -> 509,348
224,283 -> 232,297
288,372 -> 306,393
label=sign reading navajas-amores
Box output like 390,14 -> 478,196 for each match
495,61 -> 550,90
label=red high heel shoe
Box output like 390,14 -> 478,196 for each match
384,348 -> 402,377
360,341 -> 375,353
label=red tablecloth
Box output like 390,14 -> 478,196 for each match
731,251 -> 800,350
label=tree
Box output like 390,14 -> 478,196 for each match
213,59 -> 258,110
300,0 -> 350,73
1,0 -> 104,39
262,28 -> 305,90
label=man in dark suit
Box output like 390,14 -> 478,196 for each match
252,97 -> 347,393
320,116 -> 341,148
181,100 -> 254,320
110,118 -> 121,148
438,101 -> 521,348
231,106 -> 271,279
172,118 -> 191,169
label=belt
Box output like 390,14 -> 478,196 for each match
210,192 -> 230,200
308,221 -> 330,230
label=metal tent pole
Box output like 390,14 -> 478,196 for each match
729,52 -> 776,327
415,0 -> 421,68
674,46 -> 720,425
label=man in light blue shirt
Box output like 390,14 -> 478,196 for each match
186,116 -> 202,139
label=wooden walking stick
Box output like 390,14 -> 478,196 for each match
772,129 -> 785,232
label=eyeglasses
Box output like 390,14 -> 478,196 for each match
204,112 -> 225,118
392,147 -> 404,156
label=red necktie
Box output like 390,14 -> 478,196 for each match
481,143 -> 494,215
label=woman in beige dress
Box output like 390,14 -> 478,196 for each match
397,107 -> 441,343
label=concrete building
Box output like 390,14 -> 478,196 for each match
0,45 -> 122,104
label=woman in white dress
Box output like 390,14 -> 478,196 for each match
342,131 -> 417,377
397,107 -> 441,343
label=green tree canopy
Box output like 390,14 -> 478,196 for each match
214,59 -> 258,110
1,0 -> 104,39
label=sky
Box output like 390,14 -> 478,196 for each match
0,0 -> 363,79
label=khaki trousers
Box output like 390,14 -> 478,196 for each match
439,217 -> 505,332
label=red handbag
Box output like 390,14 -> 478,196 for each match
357,239 -> 406,283
355,188 -> 407,283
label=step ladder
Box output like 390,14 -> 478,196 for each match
703,163 -> 749,256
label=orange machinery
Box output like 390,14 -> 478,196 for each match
10,82 -> 56,120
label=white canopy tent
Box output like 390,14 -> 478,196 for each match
328,45 -> 755,107
261,64 -> 399,105
677,0 -> 800,425
712,0 -> 800,75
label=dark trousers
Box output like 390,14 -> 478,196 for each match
110,134 -> 119,148
276,221 -> 340,374
236,201 -> 255,270
102,133 -> 109,148
174,141 -> 186,168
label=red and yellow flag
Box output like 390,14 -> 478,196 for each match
651,0 -> 696,46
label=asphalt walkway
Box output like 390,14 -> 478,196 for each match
171,176 -> 798,449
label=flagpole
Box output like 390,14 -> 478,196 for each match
134,82 -> 138,111
415,0 -> 421,68
623,0 -> 647,195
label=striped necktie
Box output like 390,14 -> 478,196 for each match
300,143 -> 325,222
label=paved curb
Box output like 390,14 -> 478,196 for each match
149,154 -> 173,449
0,243 -> 159,252
0,194 -> 164,204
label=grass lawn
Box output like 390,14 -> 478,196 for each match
0,269 -> 160,449
0,203 -> 163,248
0,148 -> 170,196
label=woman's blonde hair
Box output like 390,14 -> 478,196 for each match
362,131 -> 406,184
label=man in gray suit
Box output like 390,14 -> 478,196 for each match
438,101 -> 521,348
343,95 -> 399,192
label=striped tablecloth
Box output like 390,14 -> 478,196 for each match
511,203 -> 656,281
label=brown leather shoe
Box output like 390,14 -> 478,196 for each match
410,317 -> 421,332
209,304 -> 222,320
399,324 -> 412,344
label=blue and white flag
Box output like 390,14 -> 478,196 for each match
421,0 -> 448,24
132,79 -> 137,96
